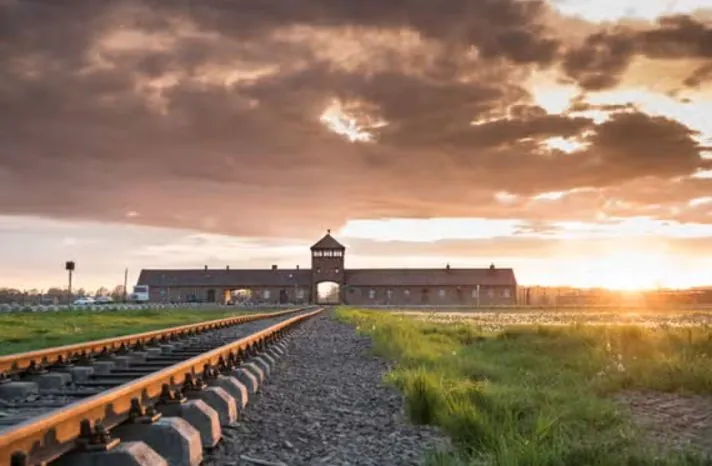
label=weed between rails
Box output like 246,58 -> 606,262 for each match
336,308 -> 712,466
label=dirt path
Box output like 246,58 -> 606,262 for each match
617,391 -> 712,456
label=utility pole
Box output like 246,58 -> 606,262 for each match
65,261 -> 75,303
123,268 -> 128,303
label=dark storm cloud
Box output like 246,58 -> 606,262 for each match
684,63 -> 712,87
149,0 -> 561,65
0,0 -> 711,239
562,29 -> 637,91
562,14 -> 712,90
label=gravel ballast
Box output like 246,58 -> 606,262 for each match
207,312 -> 449,466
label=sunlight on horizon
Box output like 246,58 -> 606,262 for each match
551,0 -> 712,22
339,217 -> 712,242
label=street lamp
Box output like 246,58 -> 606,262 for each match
65,261 -> 75,303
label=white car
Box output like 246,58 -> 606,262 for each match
73,297 -> 95,306
95,296 -> 114,305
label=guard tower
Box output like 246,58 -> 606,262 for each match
310,230 -> 346,304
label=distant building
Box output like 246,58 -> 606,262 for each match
137,231 -> 518,305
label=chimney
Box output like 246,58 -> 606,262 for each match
226,265 -> 230,271
489,263 -> 495,270
296,265 -> 300,270
446,263 -> 451,271
204,265 -> 208,271
272,265 -> 278,270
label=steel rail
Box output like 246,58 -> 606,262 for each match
0,307 -> 310,377
0,307 -> 323,466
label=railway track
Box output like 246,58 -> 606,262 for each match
0,306 -> 323,466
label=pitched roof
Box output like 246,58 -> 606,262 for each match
310,231 -> 345,250
344,268 -> 517,287
137,269 -> 312,288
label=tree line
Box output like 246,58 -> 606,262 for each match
0,285 -> 126,305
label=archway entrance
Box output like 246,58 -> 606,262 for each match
225,288 -> 253,305
316,281 -> 340,304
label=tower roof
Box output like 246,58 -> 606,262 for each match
310,230 -> 345,250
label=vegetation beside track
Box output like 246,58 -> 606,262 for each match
336,307 -> 712,465
0,308 -> 264,354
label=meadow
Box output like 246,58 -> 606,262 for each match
0,308 -> 261,354
336,307 -> 712,465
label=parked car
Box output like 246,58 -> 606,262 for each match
95,296 -> 114,305
73,297 -> 95,306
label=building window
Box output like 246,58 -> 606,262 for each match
404,289 -> 410,296
296,289 -> 305,299
263,290 -> 271,300
313,251 -> 322,257
438,289 -> 446,298
334,268 -> 340,274
472,288 -> 479,298
368,289 -> 376,299
487,288 -> 494,298
386,289 -> 393,299
503,288 -> 511,298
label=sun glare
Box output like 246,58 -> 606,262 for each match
319,99 -> 386,143
541,136 -> 589,154
551,0 -> 712,22
574,251 -> 672,290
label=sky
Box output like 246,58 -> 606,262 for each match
1,0 -> 712,291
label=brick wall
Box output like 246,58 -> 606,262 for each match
148,286 -> 311,304
343,285 -> 516,306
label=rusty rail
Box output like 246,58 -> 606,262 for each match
0,307 -> 323,466
0,307 -> 310,377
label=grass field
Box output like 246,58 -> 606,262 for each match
0,308 -> 264,355
336,307 -> 712,465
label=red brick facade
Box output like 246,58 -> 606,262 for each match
138,232 -> 518,306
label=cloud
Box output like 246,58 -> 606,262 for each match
0,0 -> 711,241
561,14 -> 712,90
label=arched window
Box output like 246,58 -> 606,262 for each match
368,289 -> 376,299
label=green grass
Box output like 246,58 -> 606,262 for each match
336,308 -> 712,466
0,309 -> 264,354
